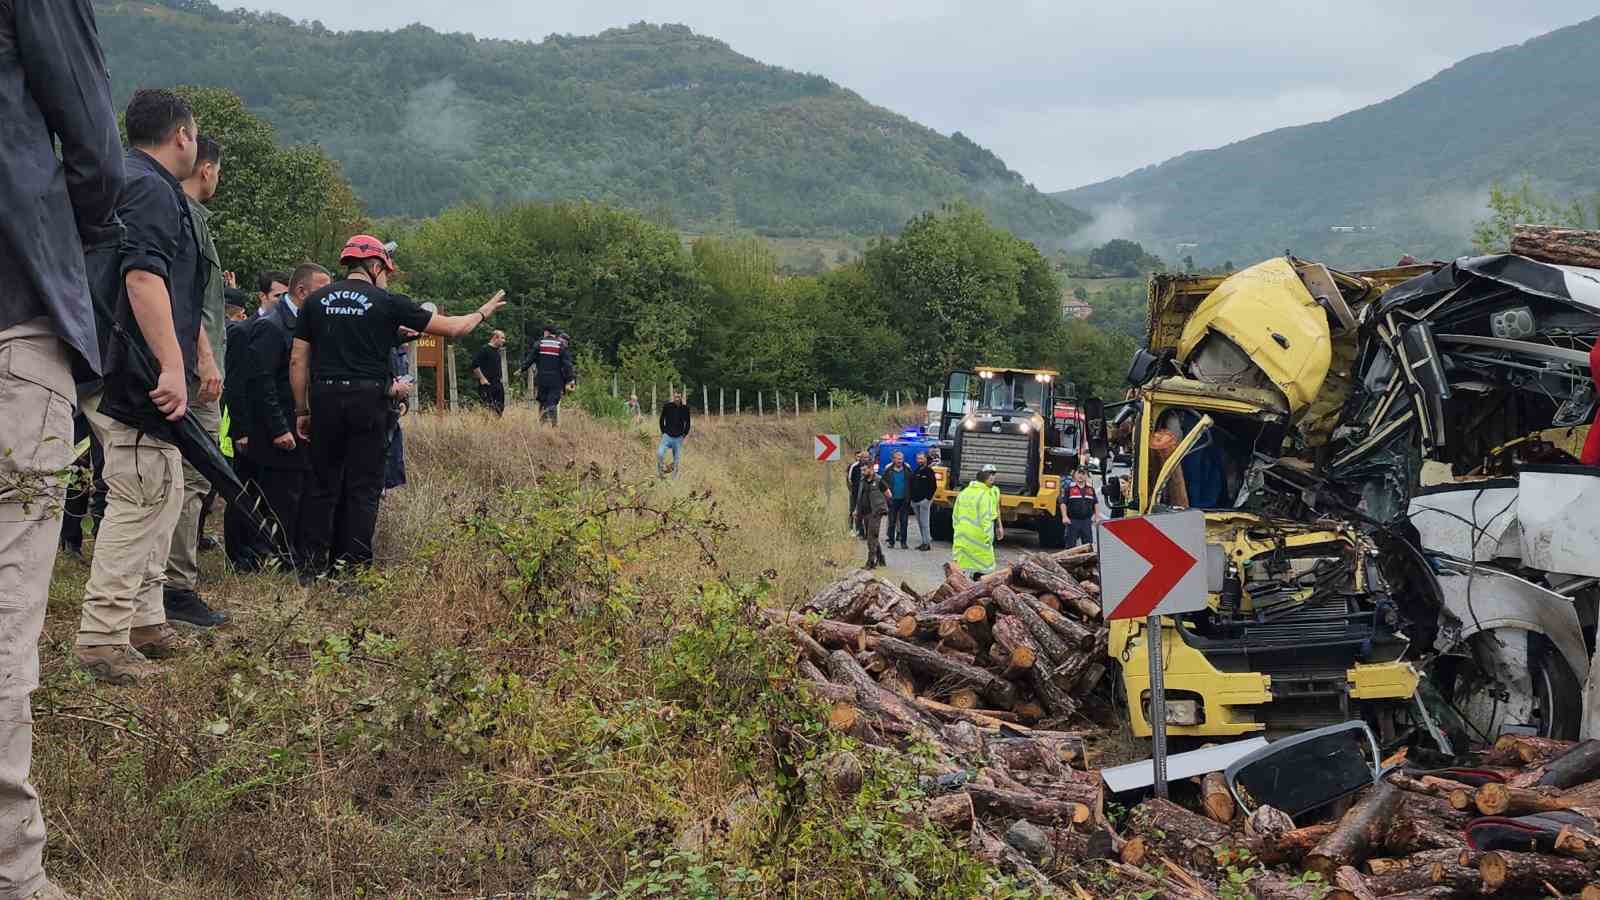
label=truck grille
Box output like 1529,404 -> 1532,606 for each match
959,432 -> 1033,491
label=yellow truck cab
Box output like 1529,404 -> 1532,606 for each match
930,367 -> 1084,548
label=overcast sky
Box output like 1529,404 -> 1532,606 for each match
246,0 -> 1594,193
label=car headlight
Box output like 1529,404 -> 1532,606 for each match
1017,421 -> 1030,433
963,418 -> 976,430
1044,479 -> 1057,490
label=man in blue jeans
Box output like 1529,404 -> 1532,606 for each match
883,450 -> 913,550
657,389 -> 691,478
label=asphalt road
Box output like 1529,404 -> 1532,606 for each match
871,465 -> 1129,594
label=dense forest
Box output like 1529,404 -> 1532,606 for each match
94,0 -> 1087,247
1058,14 -> 1600,267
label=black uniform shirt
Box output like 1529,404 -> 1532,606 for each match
294,279 -> 431,381
471,344 -> 502,386
112,148 -> 204,375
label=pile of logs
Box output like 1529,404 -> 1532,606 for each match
1510,224 -> 1600,268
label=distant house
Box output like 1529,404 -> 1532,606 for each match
1062,298 -> 1093,320
1330,225 -> 1357,233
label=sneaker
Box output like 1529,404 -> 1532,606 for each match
73,644 -> 160,685
163,587 -> 231,627
918,544 -> 932,552
129,624 -> 195,659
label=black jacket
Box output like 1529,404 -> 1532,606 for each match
659,401 -> 691,438
0,0 -> 122,379
910,464 -> 937,502
222,317 -> 256,440
525,336 -> 574,386
241,301 -> 307,470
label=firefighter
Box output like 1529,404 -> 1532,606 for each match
531,325 -> 575,425
952,464 -> 1003,576
290,235 -> 505,578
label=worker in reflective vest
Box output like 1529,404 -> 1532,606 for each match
952,464 -> 1003,575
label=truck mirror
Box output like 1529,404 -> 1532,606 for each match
1084,397 -> 1110,465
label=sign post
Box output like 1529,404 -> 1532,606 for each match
1097,510 -> 1205,800
815,433 -> 841,515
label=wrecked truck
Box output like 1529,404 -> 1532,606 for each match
1095,254 -> 1597,747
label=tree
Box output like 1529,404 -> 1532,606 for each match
174,86 -> 367,280
1087,239 -> 1156,276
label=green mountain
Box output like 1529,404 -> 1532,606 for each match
1056,15 -> 1600,268
94,1 -> 1087,245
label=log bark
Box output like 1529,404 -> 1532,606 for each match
894,612 -> 962,640
1330,866 -> 1376,900
1201,771 -> 1234,824
992,584 -> 1075,670
961,604 -> 993,653
1510,224 -> 1600,268
1124,797 -> 1230,872
947,687 -> 980,710
1537,739 -> 1600,790
924,568 -> 1010,615
1484,734 -> 1576,768
1218,823 -> 1335,868
970,825 -> 1069,898
1382,802 -> 1468,856
1306,781 -> 1406,877
1016,555 -> 1102,619
1553,826 -> 1600,863
1362,849 -> 1479,896
990,615 -> 1038,675
914,791 -> 975,830
825,649 -> 931,734
1473,782 -> 1570,817
1249,872 -> 1333,900
875,636 -> 1019,708
1582,886 -> 1600,900
803,571 -> 879,621
964,783 -> 1090,826
988,733 -> 1087,772
1030,599 -> 1097,649
810,617 -> 878,651
909,694 -> 1020,728
935,617 -> 977,652
1386,772 -> 1474,802
1026,661 -> 1081,720
877,664 -> 915,699
1477,849 -> 1596,895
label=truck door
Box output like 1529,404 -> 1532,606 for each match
940,371 -> 975,441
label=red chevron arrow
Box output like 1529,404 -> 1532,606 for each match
1103,517 -> 1198,620
814,433 -> 838,461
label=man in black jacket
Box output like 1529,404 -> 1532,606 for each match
528,325 -> 574,425
1,0 -> 122,891
471,330 -> 505,416
909,451 -> 937,551
657,390 -> 691,477
846,450 -> 867,534
76,88 -> 213,684
221,292 -> 267,571
244,263 -> 330,567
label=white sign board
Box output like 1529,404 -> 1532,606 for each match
814,433 -> 842,462
1097,509 -> 1207,621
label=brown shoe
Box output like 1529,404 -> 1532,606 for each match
73,644 -> 160,685
129,624 -> 195,659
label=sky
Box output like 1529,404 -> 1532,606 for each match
244,0 -> 1595,193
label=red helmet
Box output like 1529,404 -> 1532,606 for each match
339,234 -> 395,272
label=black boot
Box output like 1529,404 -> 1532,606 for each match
163,587 -> 231,627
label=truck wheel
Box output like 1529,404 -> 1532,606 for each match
1037,515 -> 1066,549
1443,629 -> 1582,741
931,507 -> 953,542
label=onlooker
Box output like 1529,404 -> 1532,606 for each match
162,133 -> 229,628
1061,467 -> 1098,548
76,88 -> 212,683
856,461 -> 890,569
657,390 -> 691,477
255,269 -> 289,317
386,341 -> 412,490
952,465 -> 1002,576
222,283 -> 265,571
625,392 -> 642,424
909,452 -> 937,551
291,234 -> 504,578
1103,473 -> 1129,519
883,450 -> 912,550
243,262 -> 330,567
471,330 -> 505,416
846,450 -> 867,534
0,0 -> 122,885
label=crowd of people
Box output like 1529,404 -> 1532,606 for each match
0,4 -> 524,893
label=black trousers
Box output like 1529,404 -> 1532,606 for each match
536,381 -> 562,425
887,498 -> 911,546
224,455 -> 269,571
256,462 -> 308,567
1066,518 -> 1095,548
301,382 -> 389,573
477,382 -> 505,416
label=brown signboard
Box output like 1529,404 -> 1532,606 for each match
413,333 -> 444,369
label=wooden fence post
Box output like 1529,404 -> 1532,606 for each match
651,383 -> 657,415
719,388 -> 725,418
612,373 -> 618,398
758,392 -> 764,417
703,384 -> 709,415
735,388 -> 740,416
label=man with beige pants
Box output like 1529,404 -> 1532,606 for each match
2,0 -> 126,895
74,89 -> 215,685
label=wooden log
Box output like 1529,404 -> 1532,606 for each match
825,649 -> 931,733
947,687 -> 980,710
811,617 -> 878,651
1362,849 -> 1479,896
1217,823 -> 1335,868
805,681 -> 857,706
1035,592 -> 1060,611
992,584 -> 1074,670
1473,782 -> 1571,817
796,657 -> 830,685
1013,701 -> 1045,722
1447,788 -> 1473,812
1124,797 -> 1229,872
1537,739 -> 1600,790
1249,872 -> 1333,900
1386,772 -> 1474,801
1382,802 -> 1467,855
1305,781 -> 1406,877
1245,804 -> 1295,838
914,791 -> 974,830
1331,866 -> 1376,900
875,636 -> 1019,708
990,615 -> 1039,676
961,604 -> 993,653
894,612 -> 956,639
1581,885 -> 1600,900
787,624 -> 830,667
1027,662 -> 1081,720
1510,224 -> 1600,268
1030,599 -> 1097,649
1478,849 -> 1595,895
877,664 -> 915,699
1553,825 -> 1600,863
1016,555 -> 1099,616
1200,771 -> 1233,824
803,571 -> 878,621
988,733 -> 1087,772
909,694 -> 1020,728
969,825 -> 1068,898
936,617 -> 977,652
1484,734 -> 1576,768
924,568 -> 1010,615
964,783 -> 1090,826
934,645 -> 978,667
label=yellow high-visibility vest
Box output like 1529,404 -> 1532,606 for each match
952,481 -> 1000,574
219,403 -> 233,459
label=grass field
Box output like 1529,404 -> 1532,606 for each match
34,406 -> 1032,898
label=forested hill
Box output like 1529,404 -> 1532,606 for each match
1056,14 -> 1600,267
94,0 -> 1087,244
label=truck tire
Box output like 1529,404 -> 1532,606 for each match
1442,629 -> 1583,741
931,506 -> 953,542
1037,515 -> 1066,549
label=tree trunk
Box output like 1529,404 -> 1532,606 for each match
1484,734 -> 1576,768
1362,849 -> 1480,896
988,734 -> 1087,772
909,694 -> 1019,728
1124,797 -> 1230,872
992,584 -> 1075,670
1386,772 -> 1474,802
1510,224 -> 1600,268
1218,823 -> 1336,868
875,636 -> 1019,708
925,568 -> 1010,615
1030,599 -> 1097,649
1478,849 -> 1596,895
1200,771 -> 1234,824
1027,661 -> 1081,720
1016,555 -> 1103,620
1306,781 -> 1407,877
895,612 -> 962,640
1537,739 -> 1600,790
1382,801 -> 1468,855
964,784 -> 1090,826
825,649 -> 931,734
914,792 -> 974,830
990,615 -> 1039,675
1473,782 -> 1571,817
